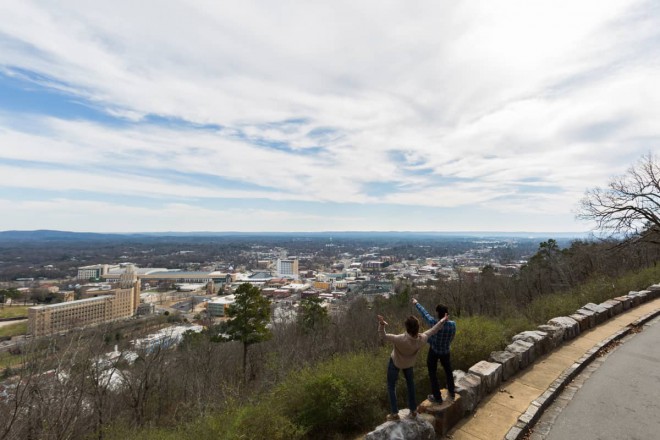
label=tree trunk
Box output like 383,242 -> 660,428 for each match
242,343 -> 248,383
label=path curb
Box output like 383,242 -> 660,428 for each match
504,308 -> 660,440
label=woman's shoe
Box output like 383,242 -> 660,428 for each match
386,413 -> 400,422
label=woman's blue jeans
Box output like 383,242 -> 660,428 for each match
387,358 -> 416,414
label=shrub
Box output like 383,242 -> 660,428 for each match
525,266 -> 660,324
104,424 -> 179,440
105,403 -> 304,440
215,402 -> 305,440
525,292 -> 582,324
275,351 -> 385,438
450,315 -> 526,372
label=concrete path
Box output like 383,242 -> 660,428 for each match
446,297 -> 660,440
543,315 -> 660,440
0,319 -> 27,329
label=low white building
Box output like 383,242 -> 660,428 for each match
77,264 -> 120,280
208,295 -> 236,317
131,324 -> 203,352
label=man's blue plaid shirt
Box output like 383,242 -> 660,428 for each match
415,302 -> 456,355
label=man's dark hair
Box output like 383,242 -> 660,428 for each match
436,304 -> 449,319
405,315 -> 420,337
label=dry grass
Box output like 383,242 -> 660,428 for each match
0,321 -> 28,338
0,305 -> 29,319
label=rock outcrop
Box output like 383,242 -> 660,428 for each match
365,411 -> 435,440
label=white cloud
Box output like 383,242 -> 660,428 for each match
0,0 -> 658,231
0,198 -> 367,232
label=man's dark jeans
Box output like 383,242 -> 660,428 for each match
386,358 -> 416,414
427,349 -> 455,401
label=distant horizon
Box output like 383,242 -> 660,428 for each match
0,228 -> 593,237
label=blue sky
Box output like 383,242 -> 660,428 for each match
0,0 -> 659,232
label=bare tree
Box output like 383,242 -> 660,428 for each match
0,333 -> 90,440
83,335 -> 126,440
117,344 -> 169,427
579,153 -> 660,244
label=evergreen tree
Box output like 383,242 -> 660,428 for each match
298,296 -> 329,332
225,283 -> 271,381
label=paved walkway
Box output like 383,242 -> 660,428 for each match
446,297 -> 660,440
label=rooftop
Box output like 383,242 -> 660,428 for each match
29,295 -> 113,310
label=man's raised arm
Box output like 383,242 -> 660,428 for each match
412,298 -> 436,326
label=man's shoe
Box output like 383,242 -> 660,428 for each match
427,394 -> 443,404
407,410 -> 417,419
445,392 -> 455,402
386,413 -> 400,422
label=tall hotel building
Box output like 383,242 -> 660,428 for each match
29,266 -> 141,337
276,258 -> 299,279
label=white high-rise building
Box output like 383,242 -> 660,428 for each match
276,258 -> 299,279
77,264 -> 119,280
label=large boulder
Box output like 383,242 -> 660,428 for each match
453,369 -> 466,384
601,299 -> 623,316
613,296 -> 632,310
365,414 -> 436,440
489,350 -> 518,381
505,340 -> 535,369
597,301 -> 615,318
637,290 -> 651,303
455,372 -> 483,414
468,360 -> 502,394
512,330 -> 550,356
537,324 -> 564,349
548,316 -> 580,340
581,303 -> 609,324
569,313 -> 591,333
417,396 -> 464,436
647,284 -> 660,300
574,308 -> 596,328
627,291 -> 642,307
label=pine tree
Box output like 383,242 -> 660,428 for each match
298,296 -> 329,332
225,283 -> 271,381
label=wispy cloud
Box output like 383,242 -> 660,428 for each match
0,0 -> 658,231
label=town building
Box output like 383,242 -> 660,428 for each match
276,258 -> 299,279
103,267 -> 231,289
208,295 -> 235,317
29,266 -> 141,337
77,264 -> 120,280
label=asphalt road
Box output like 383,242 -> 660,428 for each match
546,317 -> 660,440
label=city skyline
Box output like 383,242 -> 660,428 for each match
1,1 -> 659,233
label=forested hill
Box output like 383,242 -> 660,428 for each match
0,230 -> 125,242
0,229 -> 589,242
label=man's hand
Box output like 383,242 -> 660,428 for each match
411,298 -> 418,305
377,315 -> 388,326
441,312 -> 449,323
